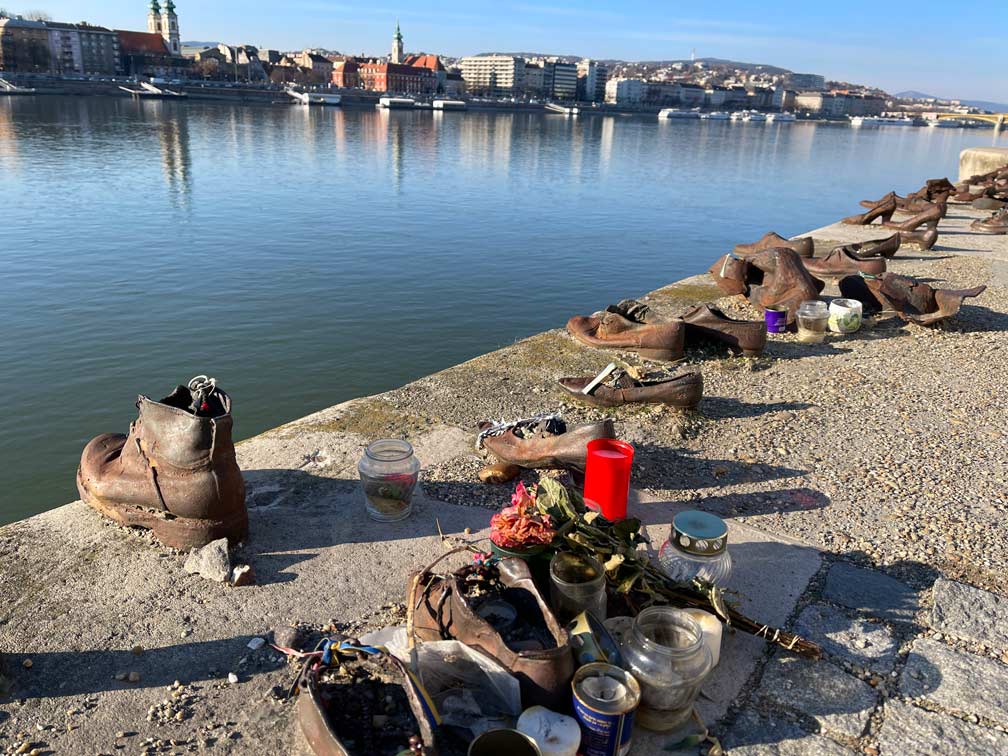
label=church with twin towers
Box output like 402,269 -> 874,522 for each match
146,0 -> 181,56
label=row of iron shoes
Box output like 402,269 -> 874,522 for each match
522,170 -> 999,417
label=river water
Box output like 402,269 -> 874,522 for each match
1,96 -> 1003,523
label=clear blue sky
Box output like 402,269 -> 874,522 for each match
16,1 -> 1006,101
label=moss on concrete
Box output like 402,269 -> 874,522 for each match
647,281 -> 726,307
300,397 -> 432,439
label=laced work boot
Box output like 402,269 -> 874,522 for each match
77,376 -> 248,549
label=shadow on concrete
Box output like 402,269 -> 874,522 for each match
239,468 -> 491,586
629,487 -> 828,526
632,445 -> 806,492
954,303 -> 1008,333
0,636 -> 290,702
703,397 -> 812,420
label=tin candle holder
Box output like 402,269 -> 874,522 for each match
764,307 -> 788,333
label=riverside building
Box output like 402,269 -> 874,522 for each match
459,54 -> 523,96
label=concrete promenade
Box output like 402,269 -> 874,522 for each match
1,202 -> 1008,755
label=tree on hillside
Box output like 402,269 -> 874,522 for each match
24,9 -> 51,21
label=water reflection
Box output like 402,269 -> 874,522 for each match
0,97 -> 1005,525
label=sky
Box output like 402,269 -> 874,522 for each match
16,1 -> 1007,102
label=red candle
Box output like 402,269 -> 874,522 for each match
583,439 -> 635,521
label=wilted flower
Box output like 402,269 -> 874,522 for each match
490,482 -> 555,549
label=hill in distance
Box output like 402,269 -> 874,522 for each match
896,90 -> 1008,112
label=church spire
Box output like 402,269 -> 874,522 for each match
148,0 -> 162,35
391,19 -> 404,64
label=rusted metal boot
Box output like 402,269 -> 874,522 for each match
803,247 -> 887,281
733,231 -> 814,259
76,377 -> 248,550
567,309 -> 684,361
558,369 -> 703,409
680,303 -> 767,355
478,418 -> 615,471
971,209 -> 1008,235
746,247 -> 824,323
832,233 -> 902,259
408,557 -> 574,708
840,273 -> 986,326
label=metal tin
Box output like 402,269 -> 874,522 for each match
571,663 -> 641,756
468,728 -> 543,756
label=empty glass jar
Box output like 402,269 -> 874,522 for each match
621,607 -> 714,731
358,439 -> 420,522
658,510 -> 732,586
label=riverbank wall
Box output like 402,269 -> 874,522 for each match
1,201 -> 1008,754
960,146 -> 1008,181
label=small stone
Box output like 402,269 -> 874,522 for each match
231,564 -> 256,587
183,538 -> 231,583
180,629 -> 192,638
175,711 -> 185,721
128,671 -> 141,683
21,659 -> 32,669
273,626 -> 305,651
463,527 -> 472,535
227,673 -> 239,684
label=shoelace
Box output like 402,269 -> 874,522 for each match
476,412 -> 563,450
188,375 -> 218,414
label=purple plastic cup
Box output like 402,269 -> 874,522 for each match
765,307 -> 788,333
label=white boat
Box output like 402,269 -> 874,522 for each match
875,116 -> 914,127
729,111 -> 745,121
850,116 -> 879,128
658,108 -> 700,120
287,89 -> 341,106
432,99 -> 466,111
767,112 -> 796,123
742,111 -> 767,122
927,119 -> 961,128
700,111 -> 729,120
379,96 -> 416,109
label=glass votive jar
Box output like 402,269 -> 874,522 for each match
550,552 -> 607,623
828,298 -> 863,333
658,510 -> 732,586
358,439 -> 420,522
621,607 -> 714,731
796,300 -> 829,343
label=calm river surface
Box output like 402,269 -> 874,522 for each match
1,96 -> 1003,523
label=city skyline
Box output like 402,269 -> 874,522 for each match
16,0 -> 1005,102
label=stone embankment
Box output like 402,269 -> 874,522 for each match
1,196 -> 1007,755
960,146 -> 1008,182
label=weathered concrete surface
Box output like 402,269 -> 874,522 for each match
931,578 -> 1008,650
758,654 -> 876,738
877,700 -> 1008,756
721,709 -> 853,755
792,603 -> 898,673
900,638 -> 1008,725
822,563 -> 919,626
959,146 -> 1008,182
